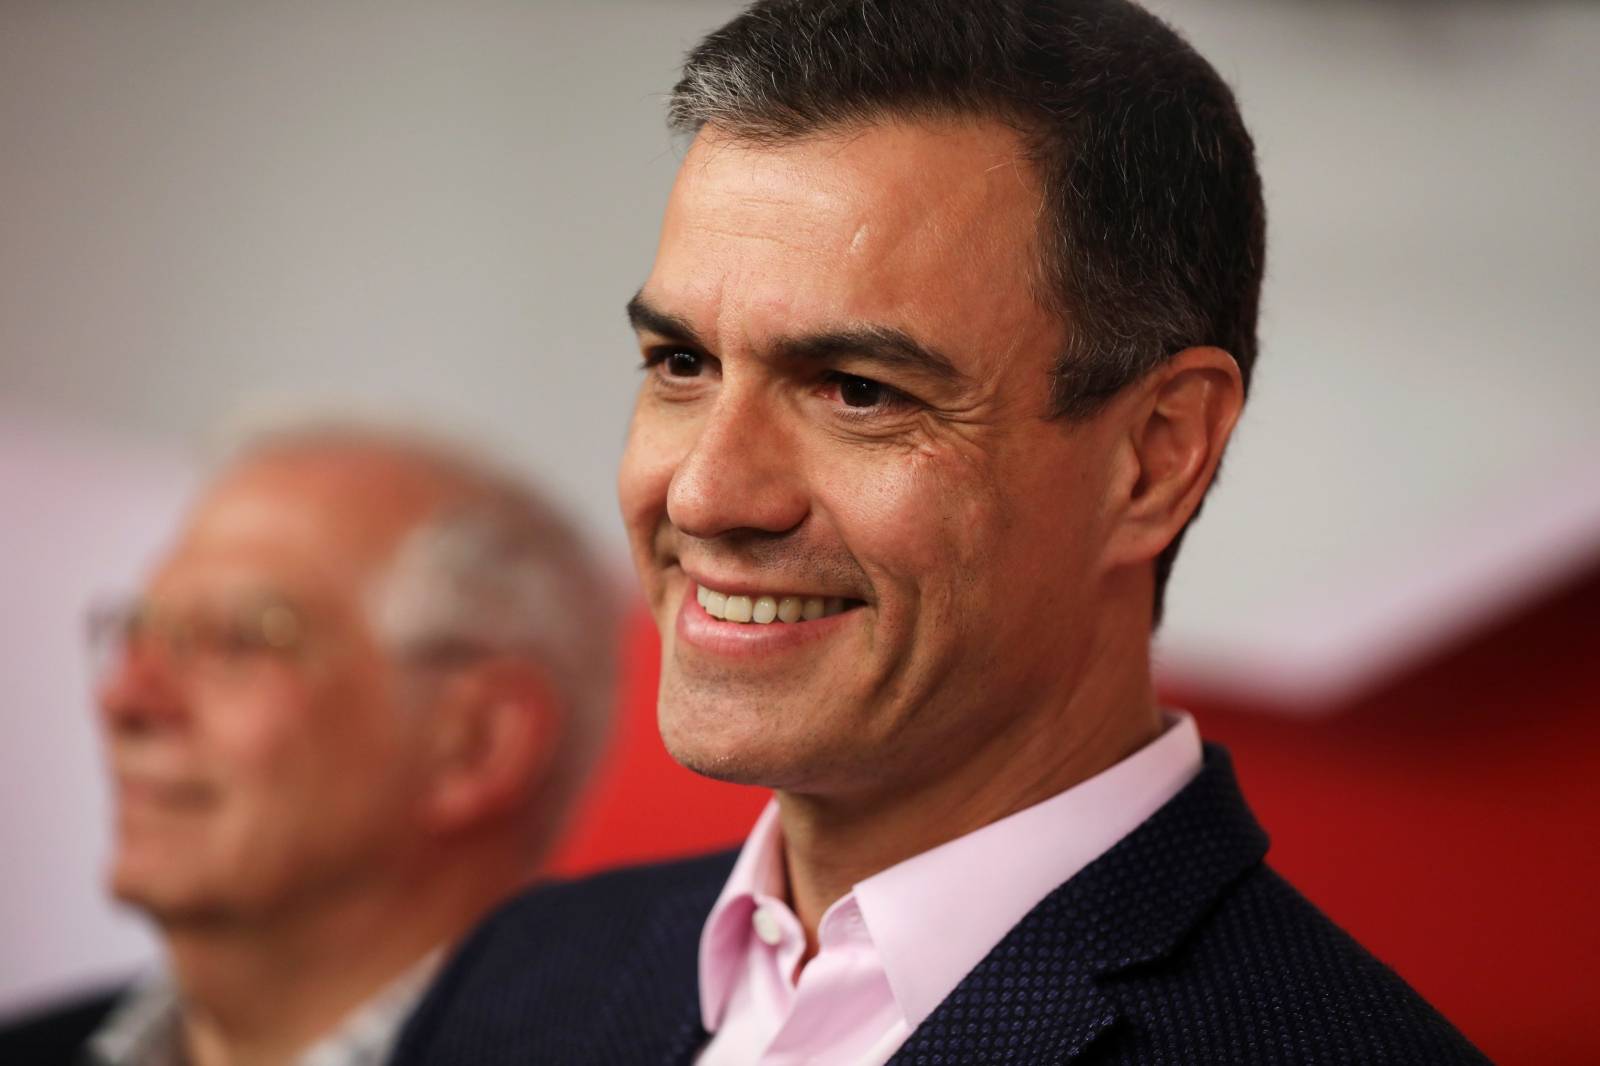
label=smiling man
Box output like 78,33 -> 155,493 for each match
394,2 -> 1485,1063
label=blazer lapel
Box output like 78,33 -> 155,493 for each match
887,905 -> 1122,1063
889,745 -> 1270,1063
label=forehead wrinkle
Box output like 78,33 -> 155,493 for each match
652,120 -> 1051,385
677,137 -> 881,261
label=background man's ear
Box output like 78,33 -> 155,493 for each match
1103,346 -> 1244,571
420,659 -> 564,835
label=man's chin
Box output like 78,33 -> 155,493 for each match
657,709 -> 761,782
664,739 -> 776,787
655,672 -> 869,791
108,860 -> 232,927
658,710 -> 843,793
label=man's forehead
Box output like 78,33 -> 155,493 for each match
642,119 -> 1056,371
159,451 -> 450,591
667,119 -> 1038,245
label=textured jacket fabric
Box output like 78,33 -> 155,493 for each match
393,746 -> 1489,1065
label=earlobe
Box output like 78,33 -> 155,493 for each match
1106,347 -> 1243,569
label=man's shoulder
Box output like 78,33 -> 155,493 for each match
1081,745 -> 1487,1062
459,846 -> 737,963
1097,860 -> 1489,1063
517,847 -> 738,918
896,745 -> 1488,1064
393,849 -> 736,1066
0,986 -> 124,1066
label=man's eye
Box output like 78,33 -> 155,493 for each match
828,373 -> 893,409
644,349 -> 704,377
214,623 -> 269,659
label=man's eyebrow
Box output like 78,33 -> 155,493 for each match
626,293 -> 704,348
776,326 -> 965,384
626,292 -> 964,384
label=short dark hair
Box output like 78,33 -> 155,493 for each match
669,0 -> 1266,622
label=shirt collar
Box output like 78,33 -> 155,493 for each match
854,712 -> 1202,1027
698,798 -> 787,1032
697,712 -> 1203,1033
297,948 -> 442,1066
87,950 -> 442,1066
87,976 -> 182,1066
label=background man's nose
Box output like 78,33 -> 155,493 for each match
666,393 -> 809,541
97,642 -> 189,737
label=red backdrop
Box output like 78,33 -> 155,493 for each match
549,561 -> 1600,1065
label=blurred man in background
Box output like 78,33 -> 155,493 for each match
0,424 -> 615,1065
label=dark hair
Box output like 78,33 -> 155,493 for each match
668,0 -> 1266,623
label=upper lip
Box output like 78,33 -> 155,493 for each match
115,775 -> 214,805
681,565 -> 866,603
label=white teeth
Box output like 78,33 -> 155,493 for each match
752,596 -> 778,624
724,595 -> 753,623
697,585 -> 852,625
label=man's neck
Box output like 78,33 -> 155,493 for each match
164,857 -> 522,1066
774,638 -> 1162,962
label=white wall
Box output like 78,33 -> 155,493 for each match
1156,0 -> 1600,702
0,410 -> 192,1010
2,0 -> 1597,1010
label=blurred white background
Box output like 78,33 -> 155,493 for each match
2,0 -> 1596,1014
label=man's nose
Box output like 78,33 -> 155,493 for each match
666,388 -> 808,540
97,640 -> 190,737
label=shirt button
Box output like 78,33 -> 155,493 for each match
752,905 -> 783,947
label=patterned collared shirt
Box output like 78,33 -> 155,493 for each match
86,952 -> 441,1066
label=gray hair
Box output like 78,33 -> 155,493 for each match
372,483 -> 618,854
229,418 -> 617,857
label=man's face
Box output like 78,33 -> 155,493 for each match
620,120 -> 1125,800
98,454 -> 440,922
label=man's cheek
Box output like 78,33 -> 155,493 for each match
846,451 -> 995,574
616,444 -> 661,523
618,410 -> 680,516
212,711 -> 308,814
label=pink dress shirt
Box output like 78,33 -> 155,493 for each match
696,713 -> 1203,1066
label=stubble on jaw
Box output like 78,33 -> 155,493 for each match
654,646 -> 877,792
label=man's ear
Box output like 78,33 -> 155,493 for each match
1102,346 -> 1244,571
420,659 -> 564,835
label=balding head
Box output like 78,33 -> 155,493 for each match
97,424 -> 615,926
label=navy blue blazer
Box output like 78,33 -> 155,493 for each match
393,746 -> 1488,1064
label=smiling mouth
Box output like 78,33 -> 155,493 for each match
116,776 -> 215,809
695,583 -> 863,625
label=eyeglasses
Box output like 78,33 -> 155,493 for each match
86,596 -> 309,682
